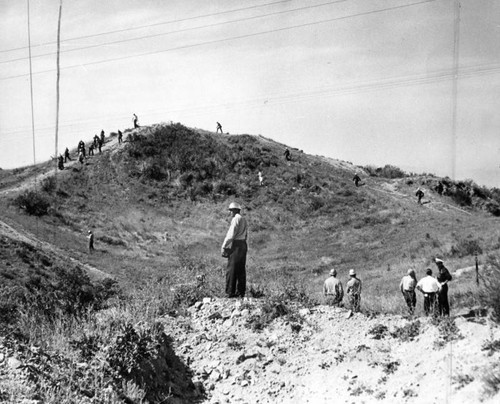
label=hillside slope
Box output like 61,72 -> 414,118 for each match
1,122 -> 500,403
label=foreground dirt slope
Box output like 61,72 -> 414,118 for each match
162,298 -> 500,404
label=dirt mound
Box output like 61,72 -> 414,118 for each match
162,298 -> 500,404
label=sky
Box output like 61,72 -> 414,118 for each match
1,0 -> 499,187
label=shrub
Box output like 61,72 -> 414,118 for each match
483,363 -> 500,397
391,320 -> 421,341
14,190 -> 51,216
451,188 -> 472,206
368,324 -> 389,340
450,237 -> 482,257
479,255 -> 500,323
486,202 -> 500,217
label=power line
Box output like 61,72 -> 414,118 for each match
0,0 -> 348,65
0,0 -> 292,54
3,59 -> 499,142
0,0 -> 435,81
27,0 -> 36,166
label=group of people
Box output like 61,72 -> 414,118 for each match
219,201 -> 453,318
400,258 -> 452,316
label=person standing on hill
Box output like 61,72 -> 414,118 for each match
87,230 -> 95,253
353,173 -> 362,187
416,188 -> 424,204
58,154 -> 64,170
435,258 -> 452,316
416,268 -> 441,316
118,130 -> 123,144
98,139 -> 102,154
346,269 -> 362,312
64,147 -> 71,162
324,268 -> 343,306
88,143 -> 94,156
100,130 -> 105,145
216,122 -> 223,134
284,148 -> 291,161
133,113 -> 139,129
400,269 -> 417,314
221,202 -> 248,298
258,171 -> 264,186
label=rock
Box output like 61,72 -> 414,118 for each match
231,310 -> 241,319
203,297 -> 212,304
210,370 -> 221,382
345,310 -> 353,319
223,319 -> 233,327
241,380 -> 249,387
194,302 -> 203,310
7,357 -> 22,370
241,309 -> 250,317
299,308 -> 310,316
0,353 -> 4,363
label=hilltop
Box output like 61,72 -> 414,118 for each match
1,122 -> 500,403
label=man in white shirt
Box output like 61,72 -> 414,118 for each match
324,268 -> 343,306
221,202 -> 248,298
416,268 -> 441,316
400,269 -> 417,314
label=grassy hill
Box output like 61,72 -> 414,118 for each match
1,122 -> 500,402
2,123 -> 500,306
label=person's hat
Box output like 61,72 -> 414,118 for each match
349,269 -> 356,276
435,258 -> 444,264
88,230 -> 92,233
228,202 -> 241,211
329,268 -> 337,276
407,268 -> 415,275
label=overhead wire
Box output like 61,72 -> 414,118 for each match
2,58 -> 500,142
0,0 -> 349,64
0,0 -> 436,81
0,0 -> 292,54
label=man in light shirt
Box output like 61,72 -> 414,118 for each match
324,268 -> 343,307
416,268 -> 441,316
221,202 -> 248,298
400,269 -> 417,314
346,269 -> 362,312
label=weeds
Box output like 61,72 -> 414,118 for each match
391,320 -> 421,342
13,190 -> 50,216
431,317 -> 463,348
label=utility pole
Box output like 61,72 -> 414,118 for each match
450,0 -> 460,181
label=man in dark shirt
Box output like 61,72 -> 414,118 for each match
435,258 -> 452,316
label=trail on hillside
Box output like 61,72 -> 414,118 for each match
0,217 -> 109,280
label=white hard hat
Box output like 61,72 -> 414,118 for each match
435,258 -> 444,264
329,268 -> 337,276
228,202 -> 241,211
349,269 -> 356,276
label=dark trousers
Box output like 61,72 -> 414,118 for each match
423,292 -> 437,316
348,294 -> 361,312
226,240 -> 247,298
438,284 -> 450,316
402,290 -> 416,314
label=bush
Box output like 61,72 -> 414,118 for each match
14,190 -> 51,216
479,255 -> 500,323
450,237 -> 482,258
391,320 -> 421,341
41,176 -> 57,194
451,188 -> 472,206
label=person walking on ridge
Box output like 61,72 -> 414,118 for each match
284,148 -> 291,161
416,187 -> 424,204
221,202 -> 248,298
64,147 -> 71,162
435,258 -> 452,316
133,113 -> 139,129
346,269 -> 362,312
58,155 -> 64,170
353,173 -> 362,187
400,269 -> 417,314
118,130 -> 123,144
324,268 -> 343,306
416,268 -> 441,316
216,122 -> 223,134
